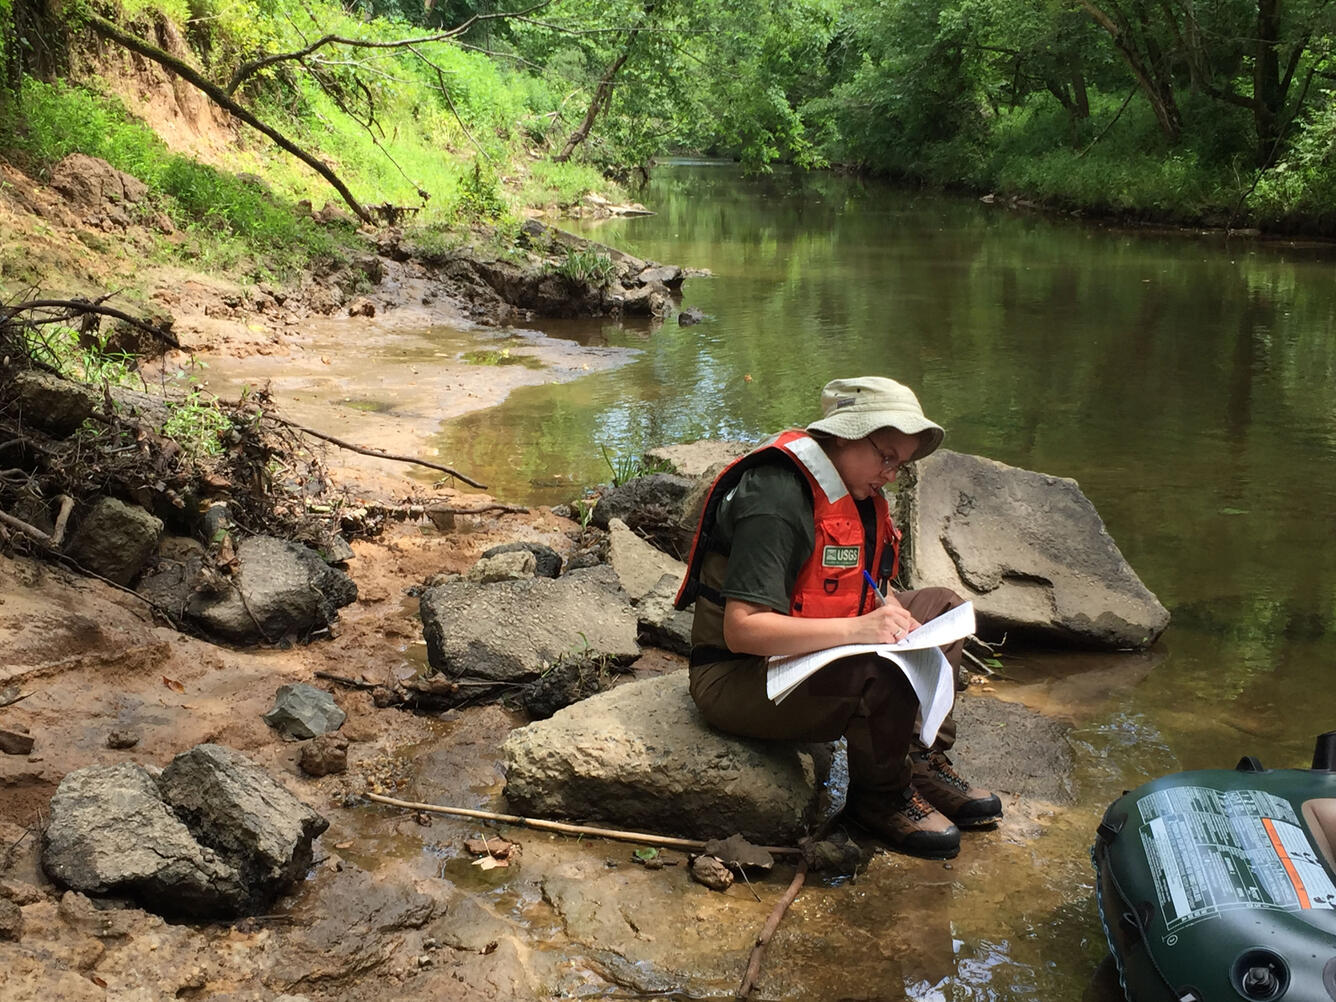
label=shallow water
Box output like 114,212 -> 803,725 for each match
419,166 -> 1336,998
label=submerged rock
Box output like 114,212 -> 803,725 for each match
503,671 -> 833,843
902,450 -> 1170,649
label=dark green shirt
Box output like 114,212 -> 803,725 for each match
712,461 -> 816,614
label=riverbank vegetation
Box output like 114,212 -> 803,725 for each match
2,0 -> 1336,284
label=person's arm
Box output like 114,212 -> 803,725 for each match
722,594 -> 922,657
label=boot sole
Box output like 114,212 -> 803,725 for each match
954,813 -> 1003,830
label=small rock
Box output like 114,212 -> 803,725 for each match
678,306 -> 705,326
299,733 -> 349,777
347,297 -> 376,318
263,683 -> 346,740
0,897 -> 23,941
106,729 -> 140,750
690,855 -> 733,891
0,727 -> 34,756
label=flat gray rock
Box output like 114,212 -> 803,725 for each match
421,564 -> 640,683
503,671 -> 832,843
608,518 -> 684,603
903,450 -> 1169,649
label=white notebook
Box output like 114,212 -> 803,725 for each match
764,602 -> 975,745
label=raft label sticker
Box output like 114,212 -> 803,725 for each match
1135,785 -> 1336,937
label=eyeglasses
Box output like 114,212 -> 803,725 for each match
866,437 -> 903,472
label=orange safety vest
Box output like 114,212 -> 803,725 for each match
674,429 -> 901,619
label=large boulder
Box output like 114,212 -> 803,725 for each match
186,535 -> 357,643
902,450 -> 1169,649
42,762 -> 238,914
65,497 -> 163,585
421,564 -> 640,683
42,746 -> 327,918
502,672 -> 833,843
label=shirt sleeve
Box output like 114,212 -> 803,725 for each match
717,463 -> 814,613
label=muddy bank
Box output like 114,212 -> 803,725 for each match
0,509 -> 1099,1001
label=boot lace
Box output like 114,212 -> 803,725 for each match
900,789 -> 936,821
926,753 -> 971,793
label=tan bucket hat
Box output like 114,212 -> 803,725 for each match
806,376 -> 945,461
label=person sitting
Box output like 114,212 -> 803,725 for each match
675,375 -> 1001,858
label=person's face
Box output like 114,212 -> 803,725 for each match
830,427 -> 921,501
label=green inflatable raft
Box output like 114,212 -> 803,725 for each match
1092,732 -> 1336,1002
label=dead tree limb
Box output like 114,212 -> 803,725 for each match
2,298 -> 182,351
87,14 -> 374,224
49,495 -> 74,548
258,411 -> 487,488
365,792 -> 802,856
736,859 -> 809,1000
554,0 -> 658,162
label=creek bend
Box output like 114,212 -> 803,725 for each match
203,164 -> 1336,1000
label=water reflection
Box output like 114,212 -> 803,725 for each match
422,164 -> 1336,997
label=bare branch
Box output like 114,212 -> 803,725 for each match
3,297 -> 181,350
87,13 -> 374,223
408,45 -> 494,163
226,0 -> 554,94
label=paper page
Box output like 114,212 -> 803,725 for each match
766,602 -> 975,703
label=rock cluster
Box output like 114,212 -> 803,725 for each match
42,744 -> 328,919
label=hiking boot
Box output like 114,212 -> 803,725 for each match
846,787 -> 961,859
911,750 -> 1003,828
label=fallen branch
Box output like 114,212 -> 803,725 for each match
314,670 -> 378,690
2,298 -> 183,350
259,412 -> 487,488
88,14 -> 373,224
426,502 -> 529,515
364,793 -> 802,856
49,495 -> 74,548
736,859 -> 808,1000
0,508 -> 52,546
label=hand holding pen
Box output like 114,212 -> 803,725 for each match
862,569 -> 921,641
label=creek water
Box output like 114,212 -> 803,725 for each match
421,164 -> 1336,999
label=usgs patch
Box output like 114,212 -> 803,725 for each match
822,545 -> 860,568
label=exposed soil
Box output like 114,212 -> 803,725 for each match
0,150 -> 1104,1001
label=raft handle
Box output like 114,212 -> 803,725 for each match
1312,730 -> 1336,771
1235,755 -> 1267,772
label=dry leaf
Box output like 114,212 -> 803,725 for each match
472,855 -> 507,870
464,837 -> 516,858
334,841 -> 354,850
162,676 -> 185,694
90,975 -> 108,988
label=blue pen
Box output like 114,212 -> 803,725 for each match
862,569 -> 887,607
